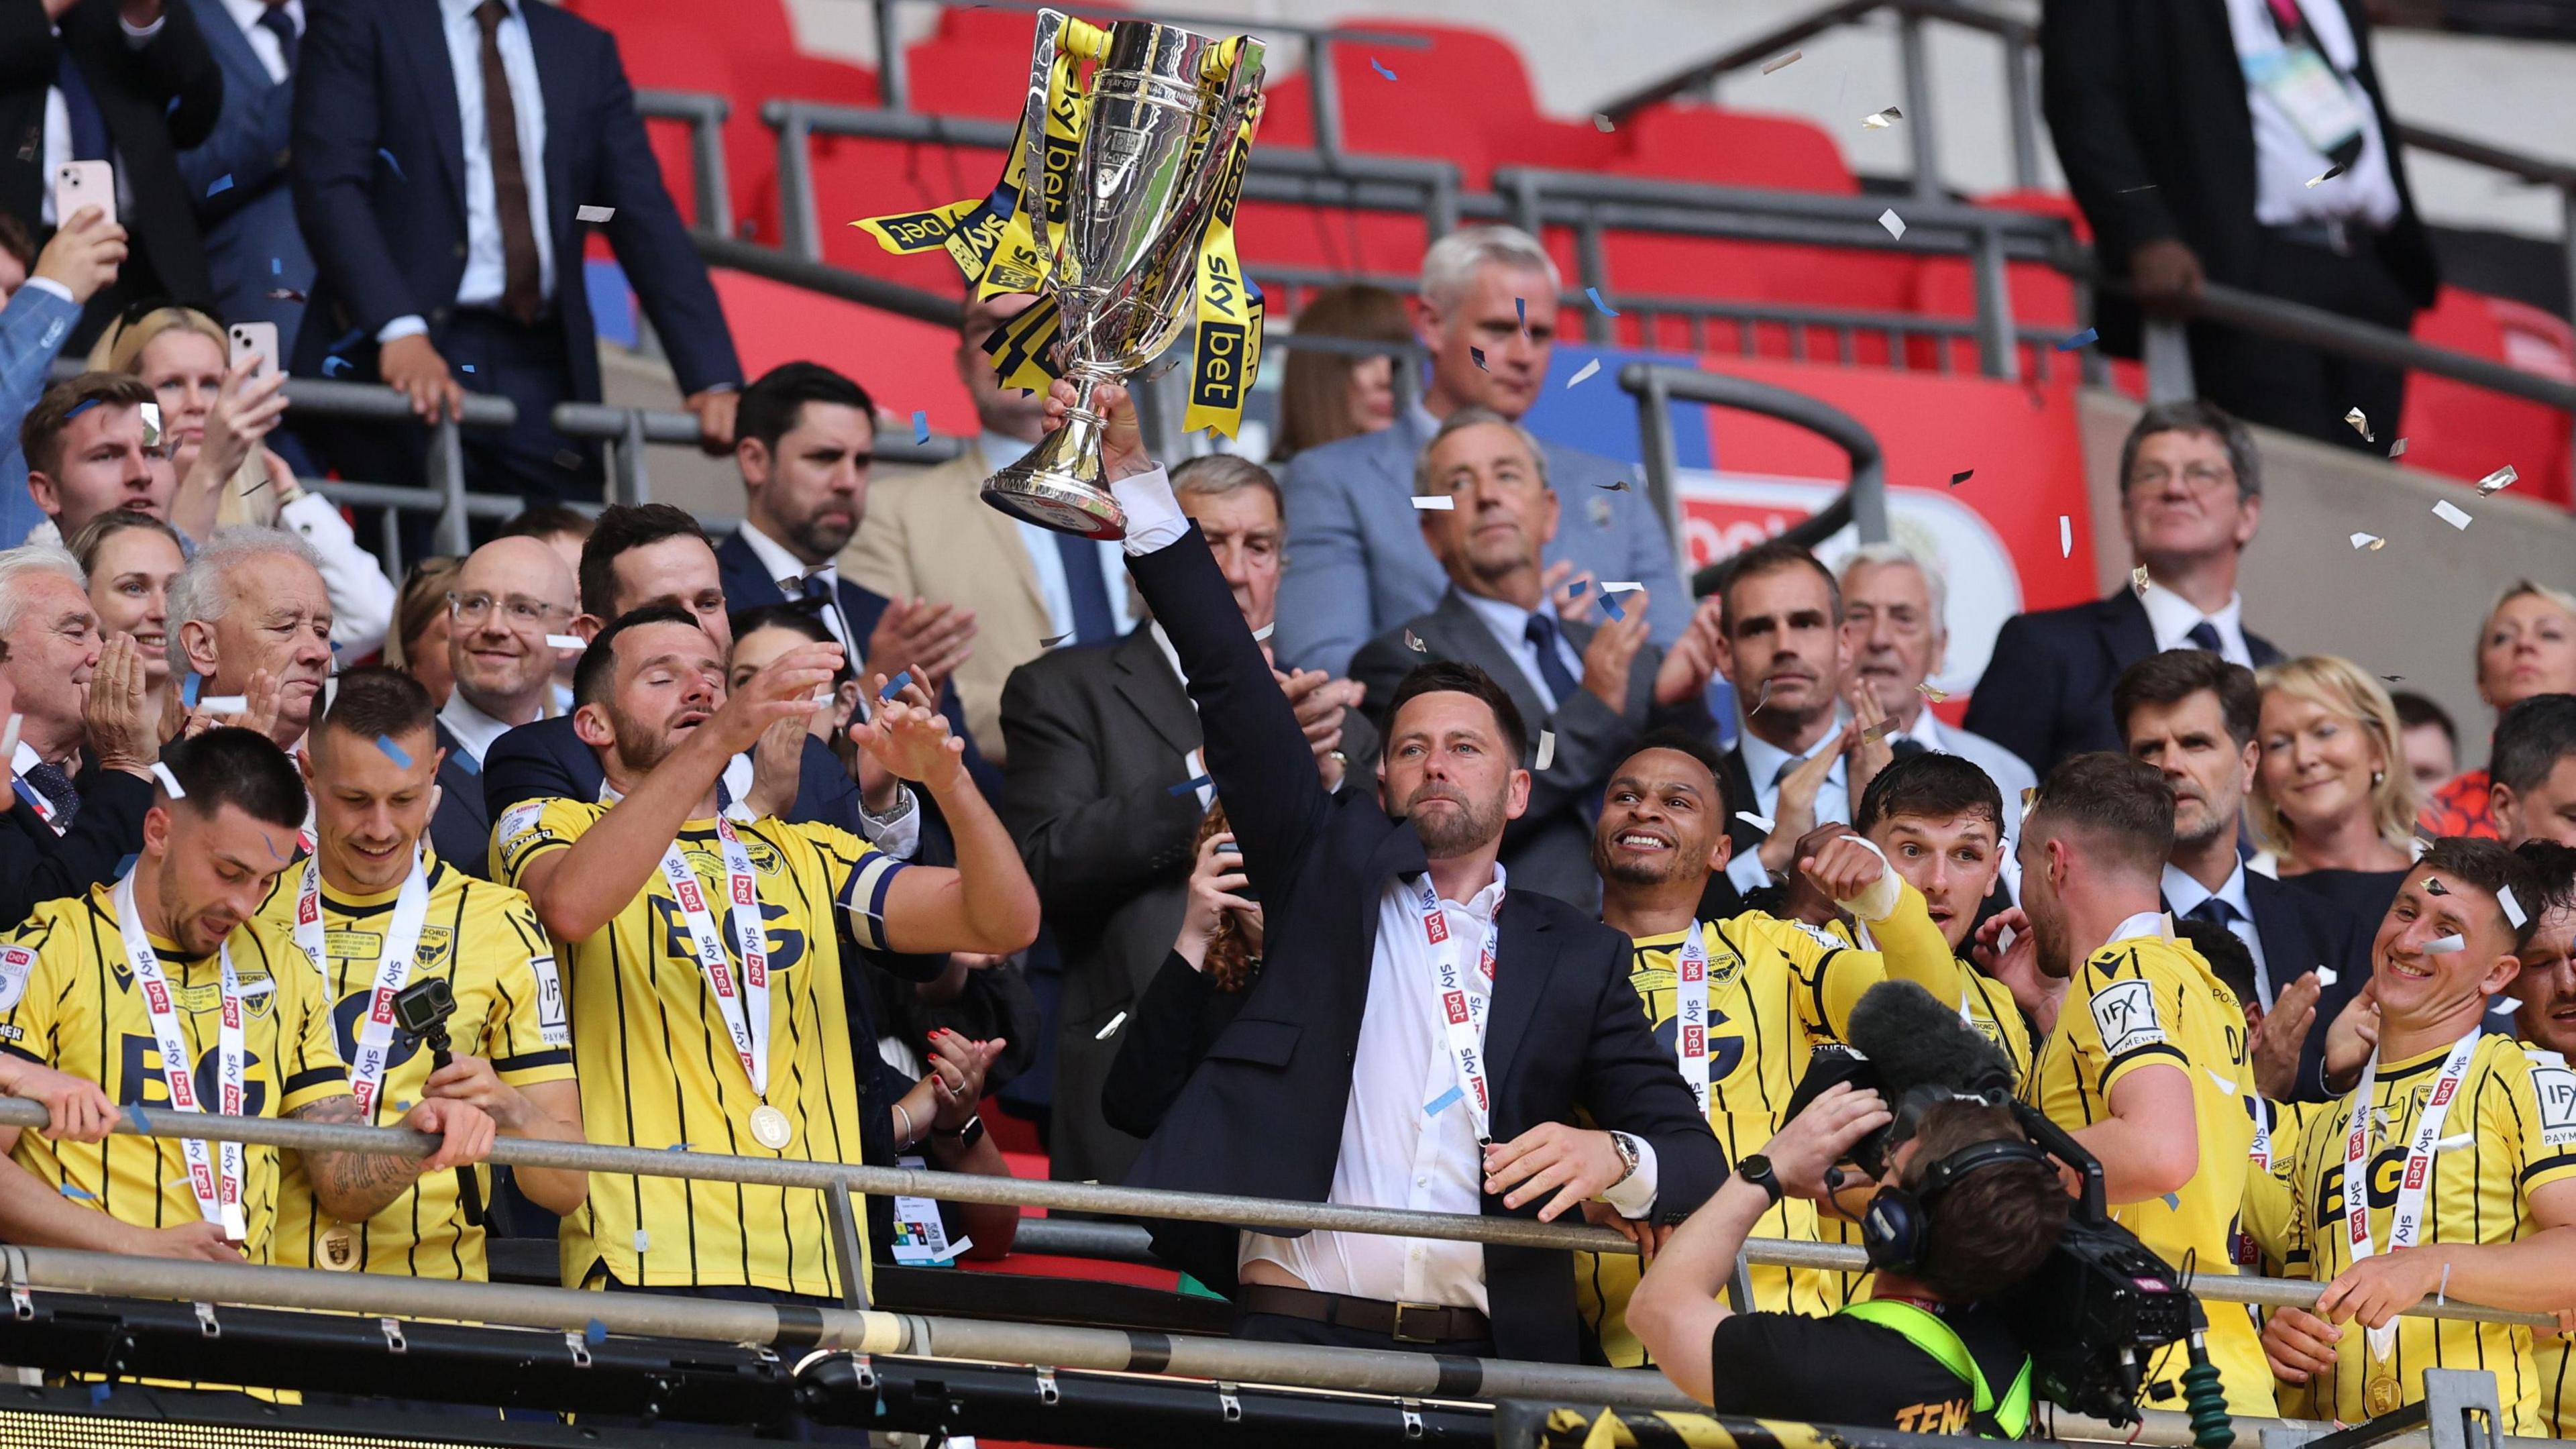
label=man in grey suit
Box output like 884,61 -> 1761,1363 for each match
1275,225 -> 1687,678
1000,455 -> 1372,1188
176,0 -> 313,343
1348,409 -> 1721,910
1838,542 -> 2035,848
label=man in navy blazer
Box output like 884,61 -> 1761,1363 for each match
1273,225 -> 1686,678
1964,401 -> 2283,776
289,0 -> 740,504
174,0 -> 311,343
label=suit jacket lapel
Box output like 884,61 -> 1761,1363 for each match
192,0 -> 269,93
2097,589 -> 2159,674
1432,590 -> 1550,728
2243,874 -> 2305,1000
522,1 -> 578,241
396,0 -> 469,206
1111,627 -> 1199,758
1482,895 -> 1558,1114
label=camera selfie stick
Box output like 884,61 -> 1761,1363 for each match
392,980 -> 484,1228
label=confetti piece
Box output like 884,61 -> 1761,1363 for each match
138,404 -> 161,449
2504,885 -> 2528,929
1949,470 -> 1973,487
150,763 -> 184,799
90,1384 -> 109,1406
2477,465 -> 2518,496
206,174 -> 233,197
322,356 -> 353,378
2059,517 -> 2072,558
1601,581 -> 1643,594
1168,774 -> 1212,796
1862,107 -> 1902,129
2162,1192 -> 2181,1211
264,288 -> 305,303
1411,494 -> 1456,511
375,735 -> 413,769
2424,876 -> 2449,896
1594,478 -> 1629,492
1565,580 -> 1588,598
584,1319 -> 607,1346
2389,438 -> 2408,458
877,669 -> 914,700
2306,164 -> 2345,188
2432,498 -> 2473,530
1040,633 -> 1074,648
2344,407 -> 2371,440
1368,57 -> 1397,80
2424,933 -> 2466,955
1858,720 -> 1894,744
2315,967 -> 2338,987
1585,286 -> 1620,318
1094,1010 -> 1128,1040
60,399 -> 99,424
2430,1132 -> 2476,1152
1760,50 -> 1802,73
1599,592 -> 1625,621
1252,622 -> 1275,641
634,1230 -> 649,1253
1566,358 -> 1601,388
1469,346 -> 1487,370
125,1104 -> 149,1134
1917,683 -> 1948,704
2057,327 -> 2098,351
1404,629 -> 1427,653
1515,297 -> 1527,330
0,713 -> 19,761
1735,810 -> 1776,833
1425,1085 -> 1464,1116
460,364 -> 476,374
2131,566 -> 2151,597
59,1183 -> 91,1200
200,695 -> 248,713
2350,532 -> 2384,551
665,1142 -> 692,1151
1592,113 -> 1615,133
1748,679 -> 1775,716
272,258 -> 282,276
2206,1069 -> 2237,1095
378,149 -> 405,180
2493,996 -> 2522,1013
1536,731 -> 1556,770
545,634 -> 584,650
576,205 -> 615,223
1876,208 -> 1906,240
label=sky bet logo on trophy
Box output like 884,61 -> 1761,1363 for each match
855,9 -> 1268,538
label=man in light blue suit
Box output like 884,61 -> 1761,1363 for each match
0,212 -> 125,547
176,0 -> 313,342
1274,225 -> 1687,678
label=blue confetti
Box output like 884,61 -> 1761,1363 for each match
322,356 -> 353,378
206,174 -> 233,197
1425,1085 -> 1463,1117
181,674 -> 203,708
2161,1191 -> 2181,1210
584,1318 -> 607,1346
90,1383 -> 110,1406
1515,297 -> 1526,329
1369,57 -> 1397,80
2056,327 -> 2098,352
1169,774 -> 1212,796
912,410 -> 929,445
375,735 -> 413,769
59,1183 -> 92,1201
460,364 -> 476,374
666,1142 -> 692,1152
1586,286 -> 1620,317
877,669 -> 913,701
452,750 -> 482,776
113,854 -> 136,877
1566,580 -> 1588,597
1600,592 -> 1626,621
60,398 -> 99,424
378,149 -> 405,181
272,257 -> 282,276
124,1104 -> 148,1135
394,1100 -> 410,1112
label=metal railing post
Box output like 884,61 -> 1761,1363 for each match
826,1180 -> 870,1311
692,103 -> 733,239
1897,9 -> 1940,201
615,409 -> 653,507
773,104 -> 821,262
1577,219 -> 1613,345
2563,186 -> 2576,463
1969,223 -> 2019,380
2143,317 -> 2196,403
1427,172 -> 1458,239
428,415 -> 470,557
2002,23 -> 2041,193
1305,32 -> 1344,168
875,0 -> 909,114
1631,369 -> 1687,580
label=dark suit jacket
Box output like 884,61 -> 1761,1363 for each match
2040,0 -> 2436,357
0,757 -> 152,930
427,720 -> 490,881
1124,522 -> 1724,1365
0,0 -> 223,316
2164,869 -> 2373,1101
174,0 -> 311,341
1962,589 -> 2284,777
288,0 -> 739,398
1348,588 -> 1715,911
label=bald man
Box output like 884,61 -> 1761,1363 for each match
429,537 -> 579,878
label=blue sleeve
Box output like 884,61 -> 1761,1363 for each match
1270,448 -> 1377,676
481,723 -> 584,822
0,286 -> 78,431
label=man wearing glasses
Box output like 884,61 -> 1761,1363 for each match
1963,401 -> 2285,777
429,537 -> 578,878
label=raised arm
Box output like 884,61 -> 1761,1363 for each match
859,684 -> 1040,957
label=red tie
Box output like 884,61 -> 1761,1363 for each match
2265,0 -> 2304,34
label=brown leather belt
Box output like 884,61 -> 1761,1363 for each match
1238,1283 -> 1491,1344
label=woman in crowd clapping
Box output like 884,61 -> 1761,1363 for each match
2250,654 -> 2419,924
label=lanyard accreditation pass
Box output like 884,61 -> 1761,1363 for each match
113,871 -> 247,1242
292,855 -> 432,1121
1674,925 -> 1713,1117
1417,874 -> 1499,1144
659,817 -> 792,1151
2242,1 -> 2366,166
2340,1028 -> 2480,1359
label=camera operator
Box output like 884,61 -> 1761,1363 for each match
1631,1082 -> 2068,1435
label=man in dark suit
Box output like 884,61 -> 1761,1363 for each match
1965,401 -> 2285,777
2113,649 -> 2367,1102
1,0 -> 223,341
1082,380 -> 1721,1365
1349,407 -> 1719,910
290,0 -> 740,504
0,552 -> 162,928
2042,0 -> 2434,449
1002,454 -> 1372,1189
425,534 -> 574,877
174,0 -> 310,343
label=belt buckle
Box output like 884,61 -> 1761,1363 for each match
1390,1301 -> 1442,1344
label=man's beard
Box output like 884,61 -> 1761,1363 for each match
2173,796 -> 2235,849
1403,780 -> 1505,857
609,702 -> 684,777
788,510 -> 856,561
2027,899 -> 2074,981
1596,840 -> 1690,888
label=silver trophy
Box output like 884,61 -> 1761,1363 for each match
981,12 -> 1265,539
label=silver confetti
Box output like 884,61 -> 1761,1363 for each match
2423,933 -> 2466,955
1861,107 -> 1902,129
2350,533 -> 2384,551
577,205 -> 615,223
2432,498 -> 2473,531
2344,407 -> 2371,440
2477,465 -> 2518,496
1566,358 -> 1601,389
1410,495 -> 1456,511
1760,50 -> 1802,74
1877,208 -> 1907,241
1536,731 -> 1556,771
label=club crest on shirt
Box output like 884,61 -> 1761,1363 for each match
174,972 -> 278,1020
1706,951 -> 1743,987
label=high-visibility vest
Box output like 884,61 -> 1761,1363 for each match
1838,1297 -> 2036,1439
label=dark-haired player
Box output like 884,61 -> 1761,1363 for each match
0,729 -> 492,1264
2510,840 -> 2576,1434
262,667 -> 585,1279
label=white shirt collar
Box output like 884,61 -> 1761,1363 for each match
1455,589 -> 1544,647
2137,579 -> 2247,657
1411,861 -> 1509,918
441,0 -> 512,21
437,689 -> 518,765
2106,909 -> 2176,946
1903,709 -> 1945,751
1739,727 -> 1845,795
10,739 -> 42,779
737,519 -> 829,591
2160,859 -> 2252,920
220,0 -> 301,37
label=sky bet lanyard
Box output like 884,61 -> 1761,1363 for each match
1417,874 -> 1499,1144
659,816 -> 775,1120
2340,1027 -> 2481,1360
112,871 -> 248,1242
291,855 -> 432,1122
1673,926 -> 1713,1117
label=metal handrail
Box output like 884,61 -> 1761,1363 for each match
634,88 -> 734,238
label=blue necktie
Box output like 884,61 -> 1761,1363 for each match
1523,613 -> 1582,706
23,761 -> 79,832
2186,621 -> 2224,654
1056,534 -> 1116,646
794,572 -> 851,655
256,6 -> 301,76
55,55 -> 109,164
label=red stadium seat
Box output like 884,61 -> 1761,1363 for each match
2398,286 -> 2574,506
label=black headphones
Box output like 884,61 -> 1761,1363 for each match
1860,1136 -> 2055,1276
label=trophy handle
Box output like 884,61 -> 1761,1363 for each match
1022,11 -> 1114,286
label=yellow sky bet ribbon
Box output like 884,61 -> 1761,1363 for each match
1183,109 -> 1260,436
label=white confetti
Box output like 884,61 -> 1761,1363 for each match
199,695 -> 248,714
634,1230 -> 650,1253
1566,358 -> 1601,389
2130,565 -> 2150,597
2344,407 -> 2371,440
2206,1069 -> 2237,1096
1093,1011 -> 1128,1041
2431,498 -> 2473,530
2350,532 -> 2384,551
2424,933 -> 2467,955
2430,1132 -> 2477,1152
2388,437 -> 2408,458
1877,208 -> 1907,241
1861,107 -> 1902,129
545,634 -> 586,650
1760,50 -> 1802,74
576,205 -> 616,223
1411,495 -> 1456,511
1536,731 -> 1556,771
150,763 -> 184,798
2493,996 -> 2522,1014
2059,516 -> 2072,559
1251,622 -> 1274,641
1601,581 -> 1644,594
2504,885 -> 2528,930
1735,810 -> 1776,833
2314,967 -> 2338,987
2477,465 -> 2518,496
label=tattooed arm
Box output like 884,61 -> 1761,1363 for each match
288,1093 -> 498,1225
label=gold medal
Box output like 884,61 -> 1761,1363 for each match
749,1104 -> 793,1151
317,1224 -> 358,1272
2366,1377 -> 2400,1417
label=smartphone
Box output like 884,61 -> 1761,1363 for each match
52,160 -> 114,231
228,321 -> 280,381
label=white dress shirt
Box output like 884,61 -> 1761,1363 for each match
1725,727 -> 1852,895
985,432 -> 1136,643
379,0 -> 555,344
2138,580 -> 2254,669
736,519 -> 857,658
38,13 -> 163,227
437,688 -> 519,766
2162,861 -> 2273,1007
217,0 -> 304,85
1455,590 -> 1584,714
2221,0 -> 2402,230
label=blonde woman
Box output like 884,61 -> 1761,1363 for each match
66,513 -> 188,727
2251,655 -> 2420,924
2422,580 -> 2576,839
